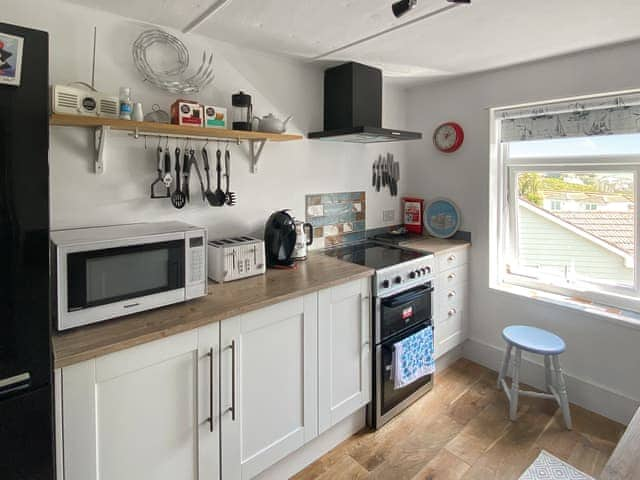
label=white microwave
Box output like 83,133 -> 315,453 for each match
51,221 -> 208,331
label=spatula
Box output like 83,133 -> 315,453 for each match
225,148 -> 236,206
212,147 -> 226,206
171,147 -> 186,209
202,147 -> 218,206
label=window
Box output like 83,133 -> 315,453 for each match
491,92 -> 640,313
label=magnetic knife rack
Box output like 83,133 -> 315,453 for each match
49,114 -> 303,174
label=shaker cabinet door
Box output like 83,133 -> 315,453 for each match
318,278 -> 371,434
220,294 -> 318,480
60,328 -> 219,480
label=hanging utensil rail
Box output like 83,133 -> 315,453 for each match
130,128 -> 267,173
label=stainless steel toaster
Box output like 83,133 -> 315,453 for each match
207,236 -> 266,283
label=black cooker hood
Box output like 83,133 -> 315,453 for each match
308,62 -> 422,143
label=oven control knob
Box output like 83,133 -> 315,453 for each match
394,276 -> 402,284
382,279 -> 390,289
409,271 -> 417,279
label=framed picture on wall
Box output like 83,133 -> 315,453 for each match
0,32 -> 24,86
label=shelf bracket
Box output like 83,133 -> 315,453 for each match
93,125 -> 110,174
247,139 -> 266,173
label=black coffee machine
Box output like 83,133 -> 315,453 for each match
264,210 -> 297,268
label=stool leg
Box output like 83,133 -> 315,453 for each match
544,355 -> 552,392
552,355 -> 572,430
497,344 -> 513,390
509,348 -> 522,421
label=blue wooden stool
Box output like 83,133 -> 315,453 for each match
497,325 -> 572,429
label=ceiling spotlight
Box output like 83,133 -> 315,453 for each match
392,0 -> 470,19
392,0 -> 417,18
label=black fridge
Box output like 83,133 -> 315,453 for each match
0,23 -> 54,479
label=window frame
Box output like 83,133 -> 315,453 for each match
495,144 -> 640,312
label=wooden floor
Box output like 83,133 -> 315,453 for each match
293,359 -> 625,480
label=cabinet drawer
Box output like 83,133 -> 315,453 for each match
435,308 -> 465,359
437,247 -> 468,272
435,307 -> 464,343
437,283 -> 466,319
437,264 -> 467,290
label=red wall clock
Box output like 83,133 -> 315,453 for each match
433,122 -> 464,153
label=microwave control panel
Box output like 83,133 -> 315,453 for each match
186,230 -> 208,299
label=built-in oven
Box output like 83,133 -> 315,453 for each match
368,282 -> 434,429
51,221 -> 208,331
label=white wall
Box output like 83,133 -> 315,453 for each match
2,0 -> 408,237
405,41 -> 640,424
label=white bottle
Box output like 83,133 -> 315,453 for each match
119,87 -> 132,120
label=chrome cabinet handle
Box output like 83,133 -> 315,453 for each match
361,296 -> 370,350
226,340 -> 236,421
448,254 -> 456,262
448,273 -> 456,280
206,348 -> 214,432
448,291 -> 456,298
448,308 -> 457,317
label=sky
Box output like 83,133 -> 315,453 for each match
509,133 -> 640,157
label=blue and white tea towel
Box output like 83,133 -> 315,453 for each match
393,326 -> 434,389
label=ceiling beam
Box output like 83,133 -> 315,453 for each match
311,3 -> 462,61
182,0 -> 235,34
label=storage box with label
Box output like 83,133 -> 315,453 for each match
203,105 -> 227,129
170,99 -> 203,127
402,196 -> 424,234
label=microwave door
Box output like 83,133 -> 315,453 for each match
68,240 -> 184,309
59,240 -> 185,329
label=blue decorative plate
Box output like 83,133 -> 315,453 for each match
424,198 -> 461,238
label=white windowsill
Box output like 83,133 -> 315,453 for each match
490,282 -> 640,331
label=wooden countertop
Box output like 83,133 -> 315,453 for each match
400,236 -> 471,255
52,254 -> 373,369
601,406 -> 640,480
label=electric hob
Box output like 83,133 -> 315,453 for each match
323,241 -> 434,296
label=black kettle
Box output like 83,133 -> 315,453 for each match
264,210 -> 297,268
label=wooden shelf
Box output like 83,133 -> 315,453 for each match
50,113 -> 303,142
50,113 -> 303,174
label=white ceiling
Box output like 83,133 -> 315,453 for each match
65,0 -> 640,84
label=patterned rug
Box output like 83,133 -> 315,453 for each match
519,450 -> 594,480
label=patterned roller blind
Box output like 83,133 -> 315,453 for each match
498,92 -> 640,142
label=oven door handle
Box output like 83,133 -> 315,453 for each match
382,285 -> 433,308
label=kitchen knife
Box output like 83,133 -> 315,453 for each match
390,161 -> 395,196
386,153 -> 392,195
381,158 -> 387,187
372,159 -> 376,187
392,161 -> 398,196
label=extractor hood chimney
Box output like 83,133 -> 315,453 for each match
308,62 -> 422,143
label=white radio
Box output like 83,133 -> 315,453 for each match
51,84 -> 119,118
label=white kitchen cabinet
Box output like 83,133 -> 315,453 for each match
59,325 -> 220,480
220,294 -> 318,480
433,246 -> 469,358
317,278 -> 371,434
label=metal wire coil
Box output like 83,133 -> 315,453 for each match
132,29 -> 214,94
